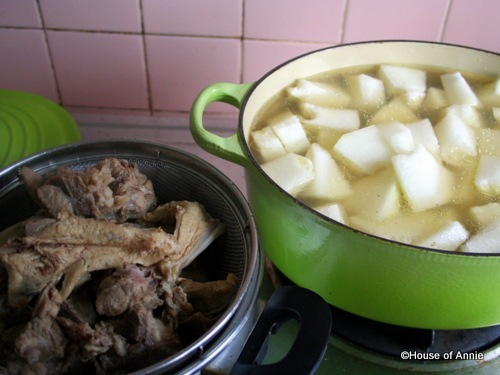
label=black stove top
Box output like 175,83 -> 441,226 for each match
330,304 -> 500,358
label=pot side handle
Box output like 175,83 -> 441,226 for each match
230,286 -> 332,375
190,82 -> 254,169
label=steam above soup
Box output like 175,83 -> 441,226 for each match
249,64 -> 500,253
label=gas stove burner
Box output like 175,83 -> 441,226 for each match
265,259 -> 500,359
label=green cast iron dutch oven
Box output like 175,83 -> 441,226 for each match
190,40 -> 500,330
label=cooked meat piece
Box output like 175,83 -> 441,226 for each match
25,217 -> 56,237
0,201 -> 224,308
20,158 -> 157,222
57,319 -> 127,362
95,265 -> 163,316
37,185 -> 74,218
2,285 -> 67,375
179,273 -> 238,315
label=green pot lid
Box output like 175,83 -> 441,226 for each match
0,90 -> 80,168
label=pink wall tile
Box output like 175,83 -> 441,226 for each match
242,40 -> 330,82
146,36 -> 240,113
0,0 -> 41,27
39,0 -> 141,32
442,0 -> 500,53
244,0 -> 345,43
0,29 -> 58,102
143,0 -> 242,37
47,31 -> 148,109
344,0 -> 448,43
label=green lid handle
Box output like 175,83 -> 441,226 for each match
190,82 -> 254,168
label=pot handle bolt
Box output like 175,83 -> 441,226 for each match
231,285 -> 332,375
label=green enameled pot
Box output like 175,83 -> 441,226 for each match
190,41 -> 500,330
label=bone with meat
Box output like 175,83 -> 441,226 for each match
0,200 -> 225,308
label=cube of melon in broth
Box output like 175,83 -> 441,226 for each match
416,221 -> 469,251
378,65 -> 426,108
349,207 -> 458,245
405,119 -> 440,156
314,203 -> 348,224
493,107 -> 500,123
460,220 -> 500,253
434,111 -> 477,166
421,87 -> 449,111
251,126 -> 286,163
469,202 -> 500,227
442,105 -> 486,129
271,116 -> 310,155
343,168 -> 401,222
474,155 -> 500,196
332,125 -> 393,175
261,153 -> 314,197
477,78 -> 500,107
345,73 -> 386,110
301,103 -> 361,132
300,143 -> 351,202
376,121 -> 415,154
392,145 -> 454,212
370,97 -> 419,124
441,72 -> 479,106
287,79 -> 351,107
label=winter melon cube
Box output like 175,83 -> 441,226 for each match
271,116 -> 310,155
392,145 -> 454,212
251,126 -> 286,163
476,128 -> 500,156
316,128 -> 342,151
345,73 -> 386,110
301,103 -> 360,132
474,155 -> 500,196
441,72 -> 479,106
493,107 -> 500,122
421,87 -> 449,111
343,168 -> 401,222
314,203 -> 348,224
370,97 -> 419,124
349,207 -> 458,244
378,65 -> 426,107
416,221 -> 469,251
434,111 -> 477,166
460,220 -> 500,253
442,105 -> 486,129
477,78 -> 500,107
261,153 -> 314,197
469,203 -> 500,227
376,121 -> 415,154
405,119 -> 440,156
332,125 -> 393,175
300,143 -> 351,202
287,79 -> 351,107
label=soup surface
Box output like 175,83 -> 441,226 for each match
249,64 -> 500,252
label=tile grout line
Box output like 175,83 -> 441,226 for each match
35,0 -> 63,105
139,0 -> 154,116
438,0 -> 453,42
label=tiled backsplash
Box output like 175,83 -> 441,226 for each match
1,0 -> 499,118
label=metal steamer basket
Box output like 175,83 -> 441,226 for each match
0,140 -> 262,374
